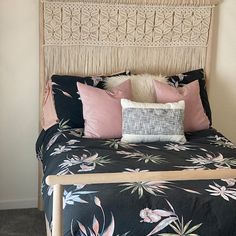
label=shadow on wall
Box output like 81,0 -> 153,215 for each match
209,75 -> 236,144
208,4 -> 236,144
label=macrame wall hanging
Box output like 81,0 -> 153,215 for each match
40,0 -> 220,82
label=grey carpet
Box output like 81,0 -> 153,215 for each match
0,208 -> 46,236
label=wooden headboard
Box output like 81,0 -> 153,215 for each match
38,0 -> 220,209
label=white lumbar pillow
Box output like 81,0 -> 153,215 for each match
105,74 -> 168,103
121,99 -> 186,144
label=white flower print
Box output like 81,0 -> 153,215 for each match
168,74 -> 187,88
58,152 -> 111,175
63,185 -> 96,209
192,153 -> 224,165
221,179 -> 236,187
120,169 -> 200,198
66,139 -> 81,145
208,135 -> 236,149
58,119 -> 71,130
37,145 -> 43,160
104,139 -> 137,150
59,153 -> 110,169
41,182 -> 45,195
50,143 -> 84,156
140,200 -> 202,236
50,145 -> 72,156
206,182 -> 236,201
56,168 -> 75,176
54,88 -> 72,98
120,169 -> 170,198
91,76 -> 103,86
176,152 -> 236,170
177,73 -> 187,81
117,150 -> 166,164
123,168 -> 149,173
120,181 -> 170,199
68,129 -> 83,137
47,186 -> 53,196
71,197 -> 130,236
164,143 -> 193,151
46,128 -> 82,153
46,132 -> 66,151
140,208 -> 174,223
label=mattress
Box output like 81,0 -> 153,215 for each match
36,125 -> 236,236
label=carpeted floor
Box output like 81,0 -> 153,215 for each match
0,208 -> 46,236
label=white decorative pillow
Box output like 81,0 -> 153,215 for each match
105,74 -> 168,103
121,99 -> 186,143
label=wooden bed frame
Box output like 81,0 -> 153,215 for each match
39,0 -> 236,235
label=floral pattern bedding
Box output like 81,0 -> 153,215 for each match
36,125 -> 236,236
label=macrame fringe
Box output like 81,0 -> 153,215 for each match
44,45 -> 206,80
43,0 -> 221,6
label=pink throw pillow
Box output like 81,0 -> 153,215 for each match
153,80 -> 210,132
77,80 -> 132,139
41,80 -> 58,130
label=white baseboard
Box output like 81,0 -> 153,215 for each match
0,199 -> 37,210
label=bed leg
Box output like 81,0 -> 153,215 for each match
52,184 -> 63,236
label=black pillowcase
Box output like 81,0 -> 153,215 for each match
51,71 -> 131,129
167,69 -> 212,125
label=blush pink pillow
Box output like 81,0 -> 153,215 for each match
41,80 -> 58,130
153,80 -> 210,132
77,80 -> 132,139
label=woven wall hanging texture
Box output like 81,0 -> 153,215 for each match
41,0 -> 219,79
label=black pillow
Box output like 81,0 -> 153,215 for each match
51,71 -> 131,129
167,69 -> 212,125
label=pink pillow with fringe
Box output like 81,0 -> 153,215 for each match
154,80 -> 210,132
77,80 -> 132,139
41,80 -> 58,130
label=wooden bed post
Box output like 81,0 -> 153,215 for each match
52,184 -> 63,236
38,161 -> 44,210
38,0 -> 45,211
205,6 -> 216,84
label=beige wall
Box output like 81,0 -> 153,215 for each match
0,0 -> 235,210
209,0 -> 236,144
0,0 -> 39,209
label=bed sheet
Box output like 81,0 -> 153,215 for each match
36,126 -> 236,236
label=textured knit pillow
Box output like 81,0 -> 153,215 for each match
154,80 -> 210,132
167,69 -> 212,124
105,74 -> 168,103
121,99 -> 186,143
42,71 -> 130,130
77,80 -> 132,139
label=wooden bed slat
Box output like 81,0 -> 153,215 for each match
46,169 -> 236,186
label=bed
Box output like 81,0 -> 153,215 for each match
37,0 -> 236,235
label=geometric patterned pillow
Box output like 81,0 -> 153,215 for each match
121,99 -> 186,143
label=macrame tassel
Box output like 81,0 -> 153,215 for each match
44,45 -> 206,80
43,0 -> 221,6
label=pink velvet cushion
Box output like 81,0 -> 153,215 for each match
153,80 -> 210,132
77,80 -> 132,139
41,80 -> 58,130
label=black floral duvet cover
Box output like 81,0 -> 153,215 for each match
36,126 -> 236,236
